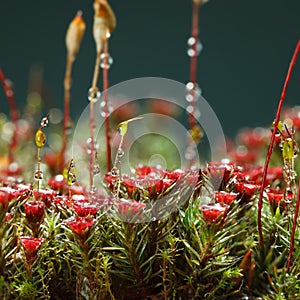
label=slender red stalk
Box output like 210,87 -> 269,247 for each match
258,40 -> 300,247
190,2 -> 199,84
188,2 -> 200,129
287,178 -> 300,272
0,68 -> 19,163
103,39 -> 112,171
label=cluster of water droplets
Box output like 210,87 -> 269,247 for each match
187,36 -> 203,58
93,152 -> 101,177
87,87 -> 101,103
185,82 -> 202,119
184,81 -> 204,162
100,52 -> 113,70
34,115 -> 49,186
100,100 -> 113,118
65,120 -> 74,136
86,137 -> 99,155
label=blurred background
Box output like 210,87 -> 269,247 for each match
0,0 -> 299,137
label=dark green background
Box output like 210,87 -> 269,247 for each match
0,0 -> 299,137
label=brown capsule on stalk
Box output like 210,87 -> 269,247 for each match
193,0 -> 209,5
93,0 -> 116,53
66,11 -> 86,58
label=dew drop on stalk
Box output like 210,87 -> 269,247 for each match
117,148 -> 124,158
100,101 -> 113,117
186,105 -> 195,114
34,170 -> 44,181
86,138 -> 99,154
187,37 -> 203,57
193,109 -> 201,119
87,87 -> 101,103
65,121 -> 73,135
111,167 -> 119,176
93,163 -> 100,176
69,159 -> 75,169
86,138 -> 92,154
111,179 -> 118,185
185,82 -> 201,103
68,172 -> 77,185
285,189 -> 293,203
279,140 -> 284,150
40,116 -> 49,127
100,53 -> 113,69
90,185 -> 96,194
185,147 -> 197,160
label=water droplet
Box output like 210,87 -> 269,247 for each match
111,167 -> 119,176
185,82 -> 202,103
35,129 -> 46,148
185,147 -> 196,160
70,159 -> 75,169
117,148 -> 125,158
66,121 -> 73,135
285,189 -> 293,203
100,101 -> 113,118
194,109 -> 201,119
93,164 -> 100,176
40,116 -> 49,127
186,105 -> 195,114
100,53 -> 113,69
187,37 -> 203,57
279,140 -> 284,150
88,87 -> 101,103
111,179 -> 118,185
34,170 -> 43,180
86,138 -> 99,154
68,172 -> 77,185
86,138 -> 92,154
90,185 -> 97,194
100,101 -> 105,109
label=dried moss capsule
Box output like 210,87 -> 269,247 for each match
93,0 -> 116,53
66,11 -> 86,58
193,0 -> 209,5
35,129 -> 46,148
